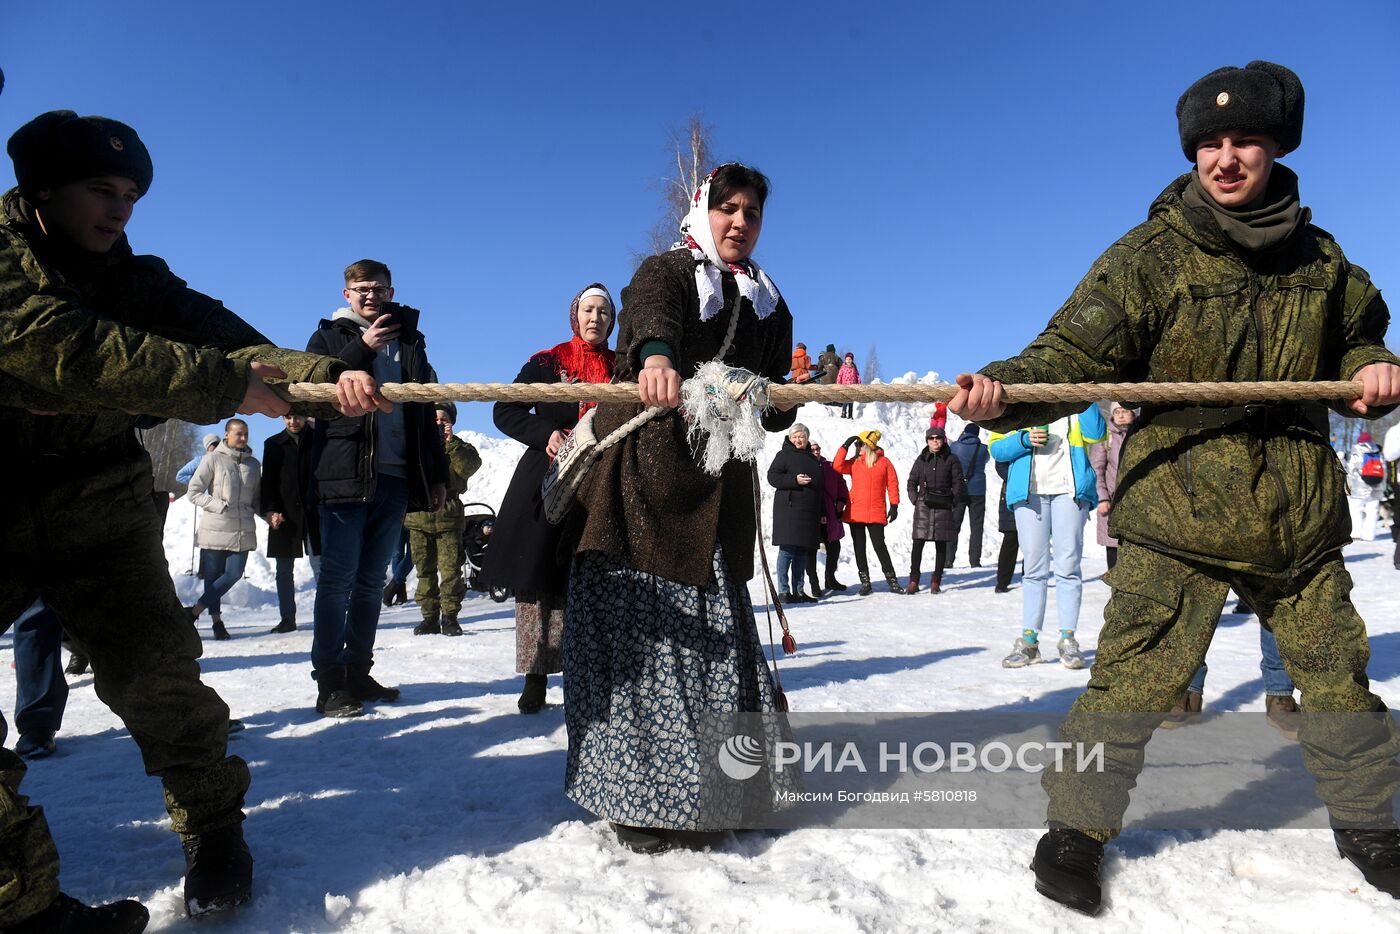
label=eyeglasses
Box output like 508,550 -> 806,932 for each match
347,286 -> 390,298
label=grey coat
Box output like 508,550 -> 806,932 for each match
1088,421 -> 1130,547
188,442 -> 261,552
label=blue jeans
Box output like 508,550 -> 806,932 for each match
1012,492 -> 1088,635
199,549 -> 249,616
1187,624 -> 1294,697
776,546 -> 809,595
389,528 -> 413,586
12,601 -> 67,741
313,476 -> 409,674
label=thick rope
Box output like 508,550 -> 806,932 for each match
284,379 -> 1365,406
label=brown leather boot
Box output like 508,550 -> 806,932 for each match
929,575 -> 942,594
1160,689 -> 1203,729
1265,694 -> 1300,741
905,573 -> 920,595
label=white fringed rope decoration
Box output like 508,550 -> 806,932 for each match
283,379 -> 1366,407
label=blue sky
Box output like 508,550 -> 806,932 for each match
3,0 -> 1398,447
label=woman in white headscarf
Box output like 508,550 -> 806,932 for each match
566,163 -> 797,854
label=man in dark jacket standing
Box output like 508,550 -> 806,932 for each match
307,259 -> 447,718
952,62 -> 1400,912
262,414 -> 320,633
1,110 -> 384,927
949,422 -> 989,567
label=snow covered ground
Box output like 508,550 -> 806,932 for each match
6,383 -> 1400,932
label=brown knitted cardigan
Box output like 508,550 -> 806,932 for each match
571,248 -> 796,586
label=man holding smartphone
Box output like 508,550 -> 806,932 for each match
306,259 -> 447,717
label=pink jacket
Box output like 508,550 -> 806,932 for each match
837,363 -> 860,385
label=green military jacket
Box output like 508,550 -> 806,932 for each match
404,435 -> 482,533
978,170 -> 1396,578
0,188 -> 344,454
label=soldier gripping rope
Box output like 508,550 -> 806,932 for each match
949,61 -> 1400,914
0,110 -> 386,930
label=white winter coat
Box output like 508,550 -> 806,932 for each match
188,442 -> 262,552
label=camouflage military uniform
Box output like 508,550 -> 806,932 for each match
977,169 -> 1400,839
0,188 -> 344,923
405,435 -> 481,623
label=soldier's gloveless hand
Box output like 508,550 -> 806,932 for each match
238,362 -> 290,417
950,373 -> 1006,422
1348,362 -> 1400,416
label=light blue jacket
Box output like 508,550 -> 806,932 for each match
989,404 -> 1106,509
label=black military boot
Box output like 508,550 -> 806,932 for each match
211,614 -> 231,641
269,617 -> 296,634
884,571 -> 902,594
413,615 -> 440,636
182,823 -> 253,918
440,615 -> 464,637
348,665 -> 401,703
315,669 -> 364,718
1031,826 -> 1104,915
825,574 -> 848,593
518,673 -> 548,713
64,652 -> 90,676
857,571 -> 873,596
8,892 -> 149,933
1334,827 -> 1400,897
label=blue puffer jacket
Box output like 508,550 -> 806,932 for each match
989,403 -> 1106,509
949,423 -> 989,497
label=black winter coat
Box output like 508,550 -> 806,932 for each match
907,447 -> 966,542
767,438 -> 823,548
260,427 -> 320,559
480,353 -> 582,594
305,306 -> 446,510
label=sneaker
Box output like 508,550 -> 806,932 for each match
1057,635 -> 1087,670
1160,690 -> 1203,729
518,673 -> 547,714
15,734 -> 56,760
183,824 -> 253,917
413,616 -> 441,636
1031,826 -> 1104,915
440,616 -> 464,637
1334,826 -> 1400,898
1265,694 -> 1301,741
1002,637 -> 1042,669
8,892 -> 149,933
348,667 -> 400,703
269,618 -> 296,634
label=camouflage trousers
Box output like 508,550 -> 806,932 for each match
1044,540 -> 1400,840
410,527 -> 465,622
0,451 -> 248,924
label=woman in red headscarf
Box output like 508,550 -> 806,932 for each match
481,283 -> 616,714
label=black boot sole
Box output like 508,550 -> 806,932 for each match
1336,844 -> 1400,897
1032,875 -> 1102,916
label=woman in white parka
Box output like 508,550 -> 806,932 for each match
187,418 -> 262,639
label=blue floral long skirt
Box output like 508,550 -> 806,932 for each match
563,544 -> 790,830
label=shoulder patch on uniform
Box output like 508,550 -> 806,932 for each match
1063,291 -> 1127,355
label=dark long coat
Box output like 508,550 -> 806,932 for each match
260,427 -> 320,559
907,447 -> 966,542
480,354 -> 583,593
767,438 -> 823,548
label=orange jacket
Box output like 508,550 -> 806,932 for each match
790,348 -> 813,383
833,445 -> 899,524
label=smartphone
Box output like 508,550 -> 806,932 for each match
375,305 -> 403,330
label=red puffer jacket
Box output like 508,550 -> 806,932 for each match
833,445 -> 899,524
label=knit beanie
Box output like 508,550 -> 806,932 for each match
7,110 -> 154,198
1176,61 -> 1304,161
200,433 -> 220,450
926,427 -> 946,440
